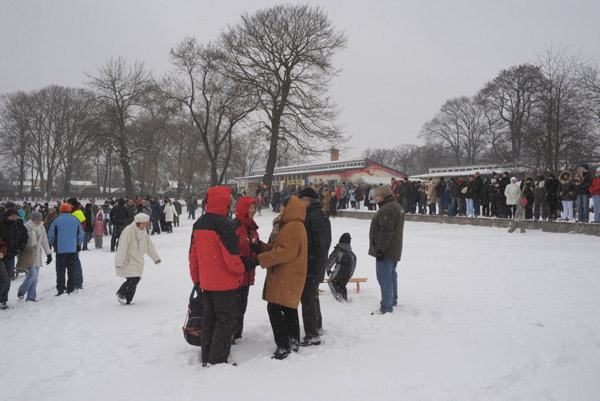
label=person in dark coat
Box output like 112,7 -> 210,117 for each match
480,177 -> 491,217
0,208 -> 29,309
325,233 -> 356,302
149,197 -> 162,235
435,178 -> 446,215
297,187 -> 331,346
369,185 -> 405,314
173,199 -> 182,227
82,203 -> 94,250
545,173 -> 559,220
109,198 -> 129,252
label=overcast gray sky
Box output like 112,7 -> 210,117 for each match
1,0 -> 599,159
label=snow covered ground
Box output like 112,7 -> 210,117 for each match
2,210 -> 600,401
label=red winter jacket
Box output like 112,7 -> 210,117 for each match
234,196 -> 259,287
188,186 -> 245,291
589,176 -> 600,196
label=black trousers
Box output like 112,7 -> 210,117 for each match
0,257 -> 14,303
235,286 -> 250,339
111,224 -> 125,251
117,277 -> 141,303
56,253 -> 77,293
267,302 -> 300,351
300,276 -> 322,339
201,289 -> 239,365
328,267 -> 353,301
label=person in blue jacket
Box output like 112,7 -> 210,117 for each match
47,203 -> 83,296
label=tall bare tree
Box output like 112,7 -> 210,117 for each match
220,4 -> 347,193
166,38 -> 256,186
87,57 -> 151,197
0,91 -> 31,198
478,64 -> 546,163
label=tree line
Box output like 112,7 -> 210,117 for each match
0,4 -> 346,199
365,47 -> 600,176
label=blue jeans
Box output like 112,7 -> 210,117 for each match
593,195 -> 600,222
466,198 -> 474,216
376,260 -> 398,312
577,194 -> 590,221
18,266 -> 39,301
437,197 -> 444,215
83,232 -> 92,250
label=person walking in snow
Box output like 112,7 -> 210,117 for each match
115,213 -> 161,304
325,233 -> 356,302
0,208 -> 29,309
369,184 -> 405,314
508,198 -> 528,233
16,211 -> 52,302
163,199 -> 178,233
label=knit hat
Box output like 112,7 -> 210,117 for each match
511,177 -> 517,182
30,211 -> 43,221
339,233 -> 351,244
5,208 -> 18,217
375,185 -> 392,197
67,197 -> 79,207
59,204 -> 72,213
134,213 -> 150,223
596,167 -> 600,173
297,187 -> 319,199
580,163 -> 589,170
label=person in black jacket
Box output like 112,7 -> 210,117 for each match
149,197 -> 162,235
480,177 -> 491,217
435,178 -> 445,215
297,187 -> 331,346
325,233 -> 356,302
0,209 -> 29,309
472,172 -> 483,216
545,173 -> 559,220
82,203 -> 94,250
109,198 -> 129,252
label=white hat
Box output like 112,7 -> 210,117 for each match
510,177 -> 517,182
134,213 -> 150,223
596,167 -> 600,172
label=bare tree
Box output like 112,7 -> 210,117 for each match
166,38 -> 256,186
421,96 -> 488,165
0,92 -> 31,198
87,57 -> 151,197
220,4 -> 347,193
478,64 -> 546,163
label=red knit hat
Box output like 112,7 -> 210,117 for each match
60,204 -> 72,213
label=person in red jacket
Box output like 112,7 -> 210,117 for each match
590,167 -> 600,223
231,196 -> 260,341
189,186 -> 246,366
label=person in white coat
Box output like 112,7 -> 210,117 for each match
504,177 -> 521,219
163,199 -> 178,234
115,213 -> 161,304
17,211 -> 52,302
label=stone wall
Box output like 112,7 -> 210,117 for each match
336,210 -> 600,237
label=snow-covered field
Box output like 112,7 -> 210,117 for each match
2,210 -> 600,401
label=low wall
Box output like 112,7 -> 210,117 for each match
336,210 -> 600,237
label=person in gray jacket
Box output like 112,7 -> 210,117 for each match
368,184 -> 405,314
325,233 -> 356,302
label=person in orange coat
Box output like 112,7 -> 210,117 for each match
257,195 -> 308,360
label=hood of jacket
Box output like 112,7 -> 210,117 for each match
559,170 -> 572,184
235,196 -> 258,228
281,195 -> 306,224
205,186 -> 232,217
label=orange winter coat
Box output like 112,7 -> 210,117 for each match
258,196 -> 307,309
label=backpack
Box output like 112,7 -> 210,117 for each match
182,284 -> 203,346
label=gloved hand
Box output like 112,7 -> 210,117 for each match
46,254 -> 53,265
76,245 -> 81,253
155,259 -> 161,265
242,257 -> 256,272
376,251 -> 385,262
249,241 -> 261,255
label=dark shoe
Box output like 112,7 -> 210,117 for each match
55,290 -> 65,297
17,292 -> 24,300
272,347 -> 291,360
0,302 -> 8,310
300,337 -> 321,347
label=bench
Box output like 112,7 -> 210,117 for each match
322,277 -> 368,293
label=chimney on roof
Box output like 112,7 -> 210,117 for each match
330,148 -> 339,161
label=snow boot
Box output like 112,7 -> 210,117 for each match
272,347 -> 291,360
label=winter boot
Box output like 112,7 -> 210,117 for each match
272,347 -> 291,360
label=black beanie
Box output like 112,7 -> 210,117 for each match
339,233 -> 351,244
